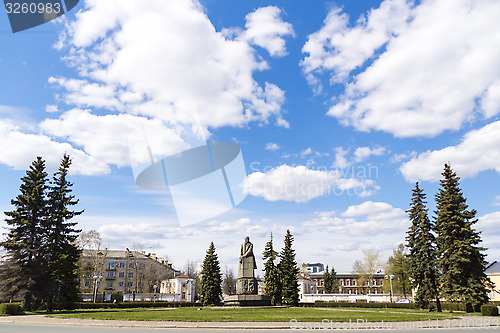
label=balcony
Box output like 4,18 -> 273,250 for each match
106,276 -> 116,280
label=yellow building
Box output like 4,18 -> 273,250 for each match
486,261 -> 500,301
79,249 -> 175,302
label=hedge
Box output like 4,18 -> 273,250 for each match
75,301 -> 198,309
439,302 -> 481,313
314,301 -> 416,309
481,305 -> 499,316
0,303 -> 24,315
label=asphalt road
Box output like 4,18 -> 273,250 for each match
2,324 -> 500,332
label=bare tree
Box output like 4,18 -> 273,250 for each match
352,250 -> 382,295
76,230 -> 102,250
183,260 -> 198,278
222,267 -> 237,296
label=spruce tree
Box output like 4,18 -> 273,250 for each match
278,230 -> 299,306
330,266 -> 338,293
323,266 -> 332,293
45,154 -> 83,310
434,164 -> 490,311
262,233 -> 281,305
0,157 -> 49,310
200,242 -> 222,306
406,183 -> 441,311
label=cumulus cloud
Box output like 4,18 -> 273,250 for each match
242,6 -> 295,57
54,0 -> 290,129
265,142 -> 280,151
400,121 -> 500,182
303,0 -> 500,137
302,201 -> 408,237
332,147 -> 350,169
353,147 -> 387,162
243,164 -> 379,202
0,119 -> 109,175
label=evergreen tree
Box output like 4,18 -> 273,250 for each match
434,164 -> 491,311
0,157 -> 49,310
45,154 -> 83,310
406,183 -> 441,311
200,242 -> 222,306
278,230 -> 299,306
262,233 -> 281,305
385,244 -> 411,300
323,266 -> 332,293
323,266 -> 338,293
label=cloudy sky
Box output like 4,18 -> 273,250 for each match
1,0 -> 500,275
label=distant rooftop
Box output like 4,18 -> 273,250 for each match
486,261 -> 500,274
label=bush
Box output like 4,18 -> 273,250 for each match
0,303 -> 24,315
481,305 -> 499,316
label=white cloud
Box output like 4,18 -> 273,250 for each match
0,119 -> 109,175
300,147 -> 313,158
302,201 -> 408,237
241,6 -> 295,57
332,147 -> 350,169
493,195 -> 500,207
353,146 -> 387,162
54,0 -> 289,129
243,164 -> 379,203
477,211 -> 500,236
301,0 -> 413,88
400,121 -> 500,182
265,142 -> 280,151
45,105 -> 59,113
303,0 -> 500,137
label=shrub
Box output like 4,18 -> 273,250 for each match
314,301 -> 415,309
0,303 -> 24,315
75,301 -> 198,309
481,305 -> 499,316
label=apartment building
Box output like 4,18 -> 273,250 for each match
79,248 -> 176,302
160,274 -> 196,302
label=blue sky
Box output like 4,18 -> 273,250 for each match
1,0 -> 500,275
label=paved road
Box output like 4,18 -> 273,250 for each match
2,324 -> 500,333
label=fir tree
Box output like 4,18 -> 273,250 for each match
200,242 -> 222,306
0,157 -> 49,310
434,164 -> 491,311
330,266 -> 338,293
323,266 -> 332,293
278,230 -> 299,306
45,154 -> 83,310
262,233 -> 281,305
406,183 -> 441,311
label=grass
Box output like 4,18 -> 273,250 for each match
47,306 -> 460,322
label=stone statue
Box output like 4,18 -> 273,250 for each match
236,236 -> 258,294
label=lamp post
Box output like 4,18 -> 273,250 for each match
153,284 -> 157,303
93,275 -> 102,303
385,275 -> 395,302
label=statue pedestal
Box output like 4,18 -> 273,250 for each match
224,294 -> 271,307
236,277 -> 258,295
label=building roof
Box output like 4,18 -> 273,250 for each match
486,261 -> 500,274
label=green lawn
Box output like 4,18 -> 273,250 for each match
48,307 -> 460,322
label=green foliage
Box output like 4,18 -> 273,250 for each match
406,182 -> 441,311
0,155 -> 83,311
323,266 -> 338,293
385,244 -> 411,299
481,305 -> 499,316
434,164 -> 491,308
0,303 -> 24,315
278,230 -> 299,306
200,242 -> 222,306
314,301 -> 416,309
262,233 -> 281,305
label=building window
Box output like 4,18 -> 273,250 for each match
107,272 -> 115,278
119,282 -> 124,287
119,263 -> 125,268
129,263 -> 134,268
139,263 -> 145,269
182,292 -> 186,299
85,282 -> 90,287
353,280 -> 356,286
107,282 -> 113,288
182,283 -> 186,288
108,263 -> 115,269
340,279 -> 344,286
346,280 -> 350,286
119,272 -> 125,278
127,282 -> 133,288
128,273 -> 133,278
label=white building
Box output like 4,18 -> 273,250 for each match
298,275 -> 317,302
160,274 -> 196,302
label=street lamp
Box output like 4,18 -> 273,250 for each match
385,275 -> 395,303
93,275 -> 102,303
153,284 -> 157,303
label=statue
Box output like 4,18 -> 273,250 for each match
236,236 -> 258,294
